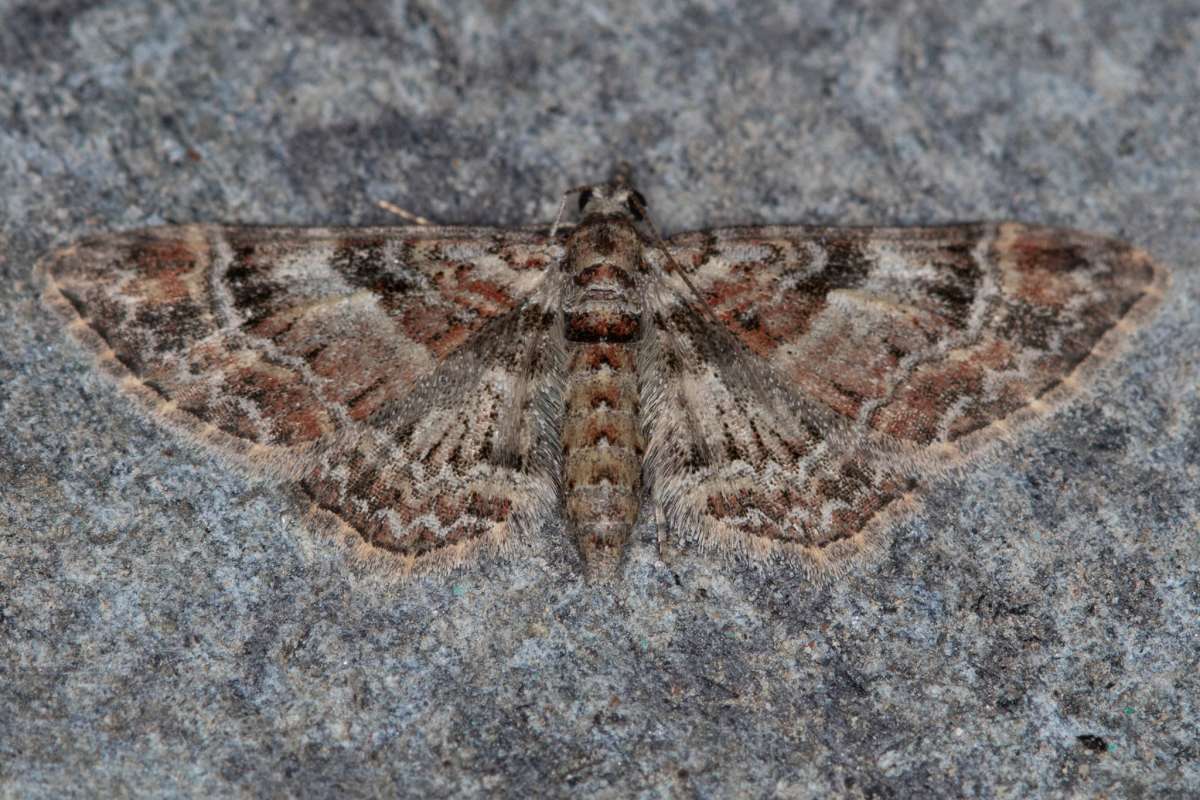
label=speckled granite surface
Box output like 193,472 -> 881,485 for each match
1,2 -> 1197,797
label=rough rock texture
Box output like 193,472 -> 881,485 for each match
1,1 -> 1197,797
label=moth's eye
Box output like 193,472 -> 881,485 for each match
627,190 -> 647,220
577,189 -> 593,212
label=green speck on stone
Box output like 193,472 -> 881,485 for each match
452,584 -> 467,598
1124,706 -> 1134,715
640,638 -> 649,650
1108,742 -> 1118,752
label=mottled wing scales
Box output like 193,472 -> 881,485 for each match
297,285 -> 566,573
640,269 -> 916,573
39,224 -> 564,573
644,223 -> 1165,574
39,224 -> 554,457
664,224 -> 1166,451
39,205 -> 1167,581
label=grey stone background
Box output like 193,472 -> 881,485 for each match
1,1 -> 1197,797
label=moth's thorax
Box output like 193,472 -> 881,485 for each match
562,216 -> 644,343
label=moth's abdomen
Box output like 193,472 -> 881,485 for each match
563,342 -> 643,573
560,215 -> 647,574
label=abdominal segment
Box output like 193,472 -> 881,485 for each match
562,341 -> 643,572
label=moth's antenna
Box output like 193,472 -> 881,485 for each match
549,183 -> 592,238
642,215 -> 725,330
375,200 -> 434,226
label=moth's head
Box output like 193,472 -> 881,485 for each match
577,174 -> 648,222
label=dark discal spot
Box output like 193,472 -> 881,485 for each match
133,300 -> 208,354
226,246 -> 282,322
705,239 -> 872,346
331,238 -> 413,299
1076,734 -> 1108,753
923,261 -> 980,328
813,238 -> 872,292
998,300 -> 1061,351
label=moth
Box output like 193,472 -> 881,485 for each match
37,172 -> 1167,579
